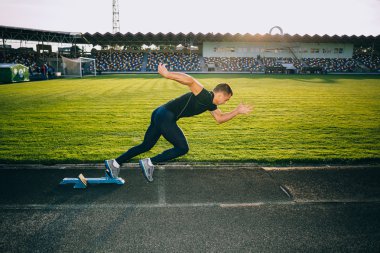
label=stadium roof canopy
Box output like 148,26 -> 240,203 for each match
82,32 -> 380,48
0,25 -> 84,44
1,25 -> 379,50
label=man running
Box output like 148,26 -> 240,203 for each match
105,63 -> 252,182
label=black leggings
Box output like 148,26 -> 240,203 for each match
115,106 -> 189,165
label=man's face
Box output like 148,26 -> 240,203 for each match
213,92 -> 232,105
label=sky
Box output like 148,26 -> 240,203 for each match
0,0 -> 379,36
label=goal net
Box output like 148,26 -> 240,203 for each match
61,56 -> 96,77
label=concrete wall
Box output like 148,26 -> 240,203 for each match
203,42 -> 354,58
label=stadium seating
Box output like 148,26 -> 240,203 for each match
0,51 -> 38,70
353,54 -> 380,71
1,48 -> 379,74
204,57 -> 263,72
302,58 -> 358,73
0,51 -> 56,77
146,52 -> 201,72
95,51 -> 143,71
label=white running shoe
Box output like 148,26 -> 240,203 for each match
104,159 -> 120,178
139,158 -> 154,182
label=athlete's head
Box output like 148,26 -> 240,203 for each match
213,83 -> 233,105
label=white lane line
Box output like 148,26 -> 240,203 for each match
294,198 -> 380,204
2,199 -> 378,210
219,202 -> 266,208
261,165 -> 378,171
0,203 -> 220,210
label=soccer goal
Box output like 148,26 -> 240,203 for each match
61,56 -> 96,78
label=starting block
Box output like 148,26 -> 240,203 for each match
60,170 -> 125,189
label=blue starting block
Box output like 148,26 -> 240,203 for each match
60,171 -> 125,189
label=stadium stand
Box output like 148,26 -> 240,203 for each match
353,54 -> 380,71
1,47 -> 379,74
261,57 -> 302,68
0,50 -> 58,78
0,51 -> 38,69
302,58 -> 359,73
2,50 -> 379,74
146,52 -> 201,72
95,51 -> 143,72
204,57 -> 263,72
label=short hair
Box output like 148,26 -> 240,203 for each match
213,83 -> 233,96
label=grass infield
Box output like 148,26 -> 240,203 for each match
0,74 -> 379,165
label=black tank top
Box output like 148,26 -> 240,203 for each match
163,88 -> 218,119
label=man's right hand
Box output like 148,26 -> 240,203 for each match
158,63 -> 170,78
157,63 -> 204,96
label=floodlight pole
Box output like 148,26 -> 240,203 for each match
56,50 -> 59,73
113,0 -> 120,34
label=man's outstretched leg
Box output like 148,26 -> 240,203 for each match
139,112 -> 189,182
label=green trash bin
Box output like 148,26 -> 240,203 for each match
0,63 -> 30,83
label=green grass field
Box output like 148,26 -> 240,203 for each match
0,74 -> 379,165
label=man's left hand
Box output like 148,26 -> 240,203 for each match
237,103 -> 253,114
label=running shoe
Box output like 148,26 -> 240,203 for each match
139,158 -> 154,182
104,159 -> 120,178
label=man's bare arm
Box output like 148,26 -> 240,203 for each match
158,63 -> 203,95
210,103 -> 253,124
